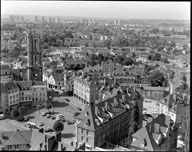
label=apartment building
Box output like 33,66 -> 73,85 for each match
0,65 -> 12,84
73,74 -> 100,104
0,83 -> 9,113
31,81 -> 47,106
74,88 -> 143,151
16,81 -> 33,107
4,82 -> 20,111
130,114 -> 178,151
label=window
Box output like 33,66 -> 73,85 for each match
81,136 -> 84,141
87,130 -> 89,135
10,96 -> 12,99
82,129 -> 83,134
86,138 -> 89,142
25,97 -> 27,100
13,95 -> 15,98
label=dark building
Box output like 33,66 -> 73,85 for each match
26,31 -> 42,81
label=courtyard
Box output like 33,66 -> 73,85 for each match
0,94 -> 86,144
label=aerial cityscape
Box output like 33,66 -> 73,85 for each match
0,1 -> 190,151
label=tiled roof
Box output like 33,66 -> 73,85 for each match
4,82 -> 18,90
16,81 -> 32,91
5,130 -> 32,146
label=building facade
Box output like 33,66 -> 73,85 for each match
73,74 -> 99,104
16,81 -> 33,107
0,83 -> 9,113
74,88 -> 143,150
31,81 -> 47,106
4,82 -> 20,111
0,65 -> 12,84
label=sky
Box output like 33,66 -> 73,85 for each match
1,1 -> 191,20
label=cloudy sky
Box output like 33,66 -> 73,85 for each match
1,1 -> 190,20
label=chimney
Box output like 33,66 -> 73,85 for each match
95,106 -> 98,116
122,94 -> 125,103
113,97 -> 117,107
148,124 -> 152,133
105,102 -> 108,111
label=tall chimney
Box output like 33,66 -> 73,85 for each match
95,106 -> 98,116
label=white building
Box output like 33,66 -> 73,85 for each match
73,74 -> 99,104
31,81 -> 48,106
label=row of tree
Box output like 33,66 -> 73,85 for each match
88,53 -> 134,66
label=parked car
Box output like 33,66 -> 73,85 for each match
42,112 -> 46,117
45,128 -> 54,132
52,116 -> 56,120
39,121 -> 44,126
60,117 -> 66,122
47,114 -> 51,118
17,117 -> 24,122
24,116 -> 29,122
77,107 -> 82,111
65,98 -> 70,102
0,114 -> 5,120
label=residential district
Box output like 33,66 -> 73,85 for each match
0,15 -> 190,151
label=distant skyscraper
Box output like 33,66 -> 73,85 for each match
56,18 -> 60,23
21,16 -> 24,22
114,19 -> 121,25
49,17 -> 52,24
42,17 -> 46,24
35,16 -> 38,22
26,31 -> 42,81
10,15 -> 16,23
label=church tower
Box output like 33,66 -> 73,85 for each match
26,31 -> 42,81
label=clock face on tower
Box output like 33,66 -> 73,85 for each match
31,67 -> 42,81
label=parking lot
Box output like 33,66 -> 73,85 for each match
0,93 -> 85,144
143,98 -> 159,114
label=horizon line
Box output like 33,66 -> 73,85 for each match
2,14 -> 190,21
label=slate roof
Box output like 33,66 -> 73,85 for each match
1,65 -> 10,70
16,81 -> 32,91
131,114 -> 171,151
4,82 -> 18,90
32,81 -> 46,86
52,73 -> 64,81
76,90 -> 135,131
0,83 -> 9,93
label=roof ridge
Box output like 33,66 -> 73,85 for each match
19,130 -> 32,144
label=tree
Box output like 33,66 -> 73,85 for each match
122,58 -> 133,66
36,105 -> 41,114
46,103 -> 52,111
11,109 -> 20,118
73,112 -> 80,118
20,106 -> 27,115
53,120 -> 64,133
